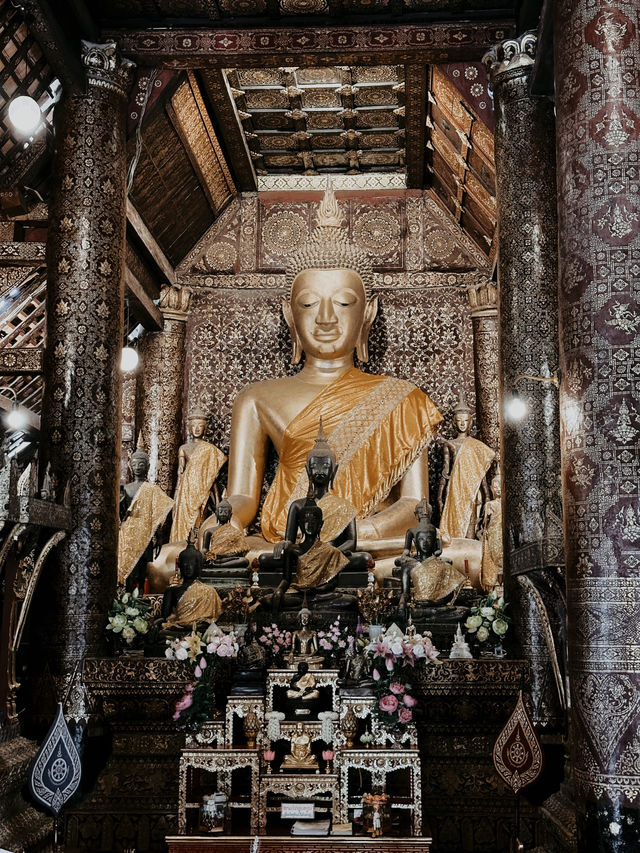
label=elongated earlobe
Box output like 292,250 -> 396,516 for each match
356,295 -> 379,362
282,298 -> 302,364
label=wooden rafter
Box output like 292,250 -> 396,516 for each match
126,199 -> 177,286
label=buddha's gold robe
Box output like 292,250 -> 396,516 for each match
317,493 -> 357,543
205,523 -> 249,560
170,440 -> 226,543
261,368 -> 442,543
481,497 -> 503,590
118,481 -> 173,585
411,556 -> 464,603
163,579 -> 222,628
294,540 -> 349,589
440,437 -> 495,541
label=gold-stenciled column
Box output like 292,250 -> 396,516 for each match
136,285 -> 191,495
466,276 -> 500,456
38,42 -> 133,703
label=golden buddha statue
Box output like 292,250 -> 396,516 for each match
170,405 -> 226,543
224,189 -> 442,559
161,539 -> 222,629
438,396 -> 495,541
281,722 -> 318,771
118,436 -> 173,591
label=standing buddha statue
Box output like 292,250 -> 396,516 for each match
118,435 -> 173,591
170,404 -> 226,543
438,396 -> 496,542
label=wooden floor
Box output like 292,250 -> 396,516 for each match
166,836 -> 432,852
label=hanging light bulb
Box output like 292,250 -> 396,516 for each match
0,387 -> 28,431
8,96 -> 42,135
505,390 -> 527,421
120,346 -> 139,372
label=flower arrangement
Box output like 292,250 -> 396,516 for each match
464,591 -> 510,653
257,623 -> 292,664
168,623 -> 239,731
317,616 -> 350,656
364,625 -> 439,735
106,588 -> 151,649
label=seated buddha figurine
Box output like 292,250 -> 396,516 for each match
395,499 -> 464,613
286,661 -> 320,702
271,501 -> 360,615
161,538 -> 222,629
202,495 -> 250,570
258,420 -> 369,573
118,436 -> 173,592
281,722 -> 318,771
169,404 -> 226,544
222,188 -> 442,560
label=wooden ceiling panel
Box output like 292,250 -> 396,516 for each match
128,108 -> 213,266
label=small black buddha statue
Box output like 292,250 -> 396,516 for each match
201,497 -> 250,569
162,539 -> 222,629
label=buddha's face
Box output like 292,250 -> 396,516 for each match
189,417 -> 207,439
216,503 -> 232,524
415,529 -> 431,560
131,454 -> 149,480
307,454 -> 335,487
453,412 -> 470,434
287,269 -> 370,361
180,551 -> 201,581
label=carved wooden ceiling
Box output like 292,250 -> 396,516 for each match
0,0 -> 510,418
227,65 -> 405,176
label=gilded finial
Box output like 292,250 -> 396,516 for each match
316,187 -> 343,229
187,526 -> 198,546
131,432 -> 148,463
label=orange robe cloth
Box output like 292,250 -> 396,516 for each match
261,367 -> 442,543
170,440 -> 226,543
118,481 -> 173,585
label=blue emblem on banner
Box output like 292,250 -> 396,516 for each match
29,702 -> 82,816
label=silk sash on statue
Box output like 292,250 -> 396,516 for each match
170,441 -> 226,543
118,481 -> 174,585
261,368 -> 443,543
317,493 -> 357,544
294,540 -> 349,589
440,437 -> 495,540
163,580 -> 222,628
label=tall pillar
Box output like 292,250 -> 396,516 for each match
555,0 -> 640,845
39,43 -> 133,693
466,277 -> 500,454
484,34 -> 565,729
136,285 -> 191,494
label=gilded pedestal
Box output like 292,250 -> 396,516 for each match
555,0 -> 640,845
484,34 -> 565,731
37,43 -> 132,703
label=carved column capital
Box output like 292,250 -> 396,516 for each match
158,284 -> 192,321
467,278 -> 498,318
482,31 -> 537,87
81,40 -> 135,98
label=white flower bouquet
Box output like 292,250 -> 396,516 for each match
464,590 -> 510,654
106,588 -> 151,648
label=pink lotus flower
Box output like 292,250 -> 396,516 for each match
199,656 -> 207,670
194,665 -> 202,678
372,668 -> 381,681
379,694 -> 398,713
403,694 -> 417,707
389,681 -> 405,695
398,707 -> 412,724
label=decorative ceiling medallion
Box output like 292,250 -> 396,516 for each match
197,241 -> 238,272
262,210 -> 309,256
424,227 -> 455,260
353,210 -> 400,255
493,690 -> 543,794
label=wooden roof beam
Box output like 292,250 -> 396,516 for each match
126,199 -> 177,286
198,70 -> 258,193
124,266 -> 163,332
405,64 -> 427,189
